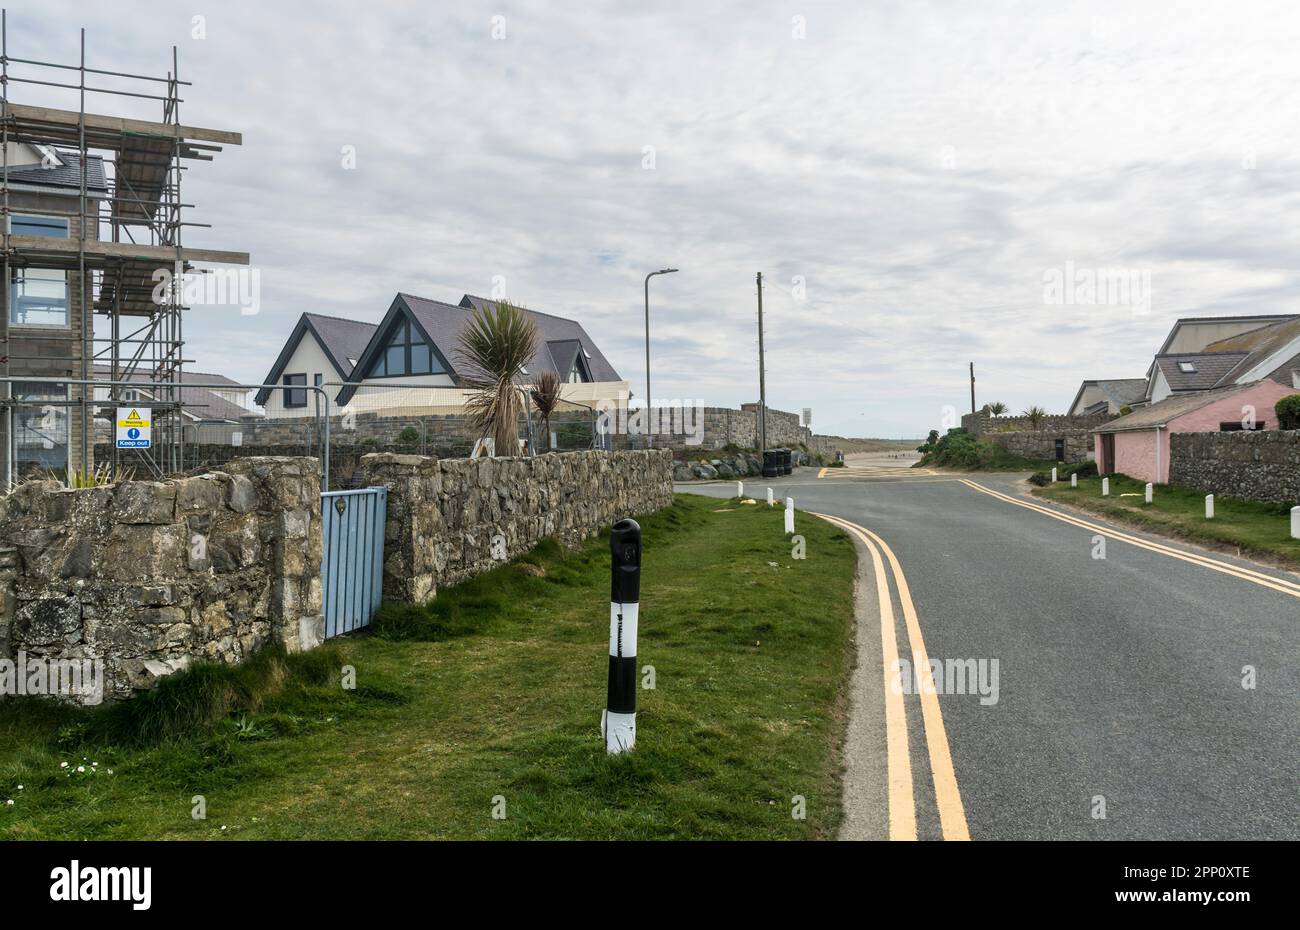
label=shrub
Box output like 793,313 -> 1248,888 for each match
1065,460 -> 1098,479
916,428 -> 1006,468
396,426 -> 421,444
1276,394 -> 1300,430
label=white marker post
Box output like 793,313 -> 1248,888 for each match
1205,494 -> 1215,519
1145,483 -> 1153,504
1291,506 -> 1300,540
1101,477 -> 1109,496
784,497 -> 795,534
767,487 -> 774,507
737,480 -> 744,498
1071,473 -> 1078,488
1051,467 -> 1057,483
603,519 -> 641,754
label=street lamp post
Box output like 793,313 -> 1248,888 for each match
643,268 -> 678,449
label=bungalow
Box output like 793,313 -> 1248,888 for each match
254,293 -> 627,417
1092,379 -> 1296,484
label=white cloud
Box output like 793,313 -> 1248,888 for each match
18,0 -> 1300,437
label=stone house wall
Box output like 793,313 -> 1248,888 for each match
0,457 -> 323,702
1169,430 -> 1300,505
361,449 -> 674,602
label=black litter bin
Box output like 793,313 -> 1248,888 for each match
782,448 -> 793,475
762,449 -> 781,478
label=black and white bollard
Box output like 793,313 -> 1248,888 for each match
784,497 -> 795,534
602,518 -> 641,754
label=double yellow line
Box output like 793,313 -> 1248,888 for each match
813,511 -> 970,841
959,480 -> 1300,600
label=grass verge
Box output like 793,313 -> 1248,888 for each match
1033,475 -> 1300,567
0,493 -> 856,839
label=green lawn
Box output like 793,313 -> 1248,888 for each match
1034,475 -> 1300,567
0,493 -> 856,840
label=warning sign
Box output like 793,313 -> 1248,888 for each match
116,407 -> 152,449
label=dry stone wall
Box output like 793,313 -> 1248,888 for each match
1170,430 -> 1300,505
0,457 -> 323,702
362,449 -> 674,601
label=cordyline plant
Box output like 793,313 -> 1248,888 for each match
456,300 -> 539,457
1023,405 -> 1047,429
530,371 -> 563,452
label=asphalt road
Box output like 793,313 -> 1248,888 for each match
680,467 -> 1299,840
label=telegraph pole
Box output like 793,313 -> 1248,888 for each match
969,362 -> 976,414
757,272 -> 767,453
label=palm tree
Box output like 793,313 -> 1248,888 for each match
530,371 -> 563,452
987,401 -> 1008,415
457,300 -> 539,457
1023,405 -> 1047,429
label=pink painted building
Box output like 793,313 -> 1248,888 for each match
1092,380 -> 1296,484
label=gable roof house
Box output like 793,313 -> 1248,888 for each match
1068,378 -> 1148,416
1145,314 -> 1300,403
256,293 -> 627,417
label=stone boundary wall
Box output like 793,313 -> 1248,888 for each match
960,409 -> 1108,465
962,409 -> 1110,436
1170,430 -> 1300,505
608,403 -> 831,454
243,402 -> 837,460
0,457 -> 322,702
361,449 -> 674,601
986,428 -> 1097,465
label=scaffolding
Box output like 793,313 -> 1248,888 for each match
0,8 -> 246,487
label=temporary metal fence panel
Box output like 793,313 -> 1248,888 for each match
320,486 -> 387,639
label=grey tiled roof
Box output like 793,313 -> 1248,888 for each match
1095,378 -> 1148,406
1154,353 -> 1248,392
406,293 -> 622,382
1202,316 -> 1300,385
303,313 -> 378,375
5,150 -> 108,194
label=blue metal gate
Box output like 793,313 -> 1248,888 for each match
321,487 -> 387,638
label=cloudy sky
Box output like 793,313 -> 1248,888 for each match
16,0 -> 1300,437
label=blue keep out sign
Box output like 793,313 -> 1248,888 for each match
115,406 -> 152,449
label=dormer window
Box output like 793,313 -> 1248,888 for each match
366,317 -> 445,378
1177,361 -> 1197,374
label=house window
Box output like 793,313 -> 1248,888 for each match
314,373 -> 324,388
1177,361 -> 1197,374
366,317 -> 445,378
8,214 -> 71,328
567,356 -> 592,383
283,373 -> 307,407
11,214 -> 70,237
10,381 -> 69,480
10,268 -> 70,327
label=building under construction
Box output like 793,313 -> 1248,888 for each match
0,10 -> 246,489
